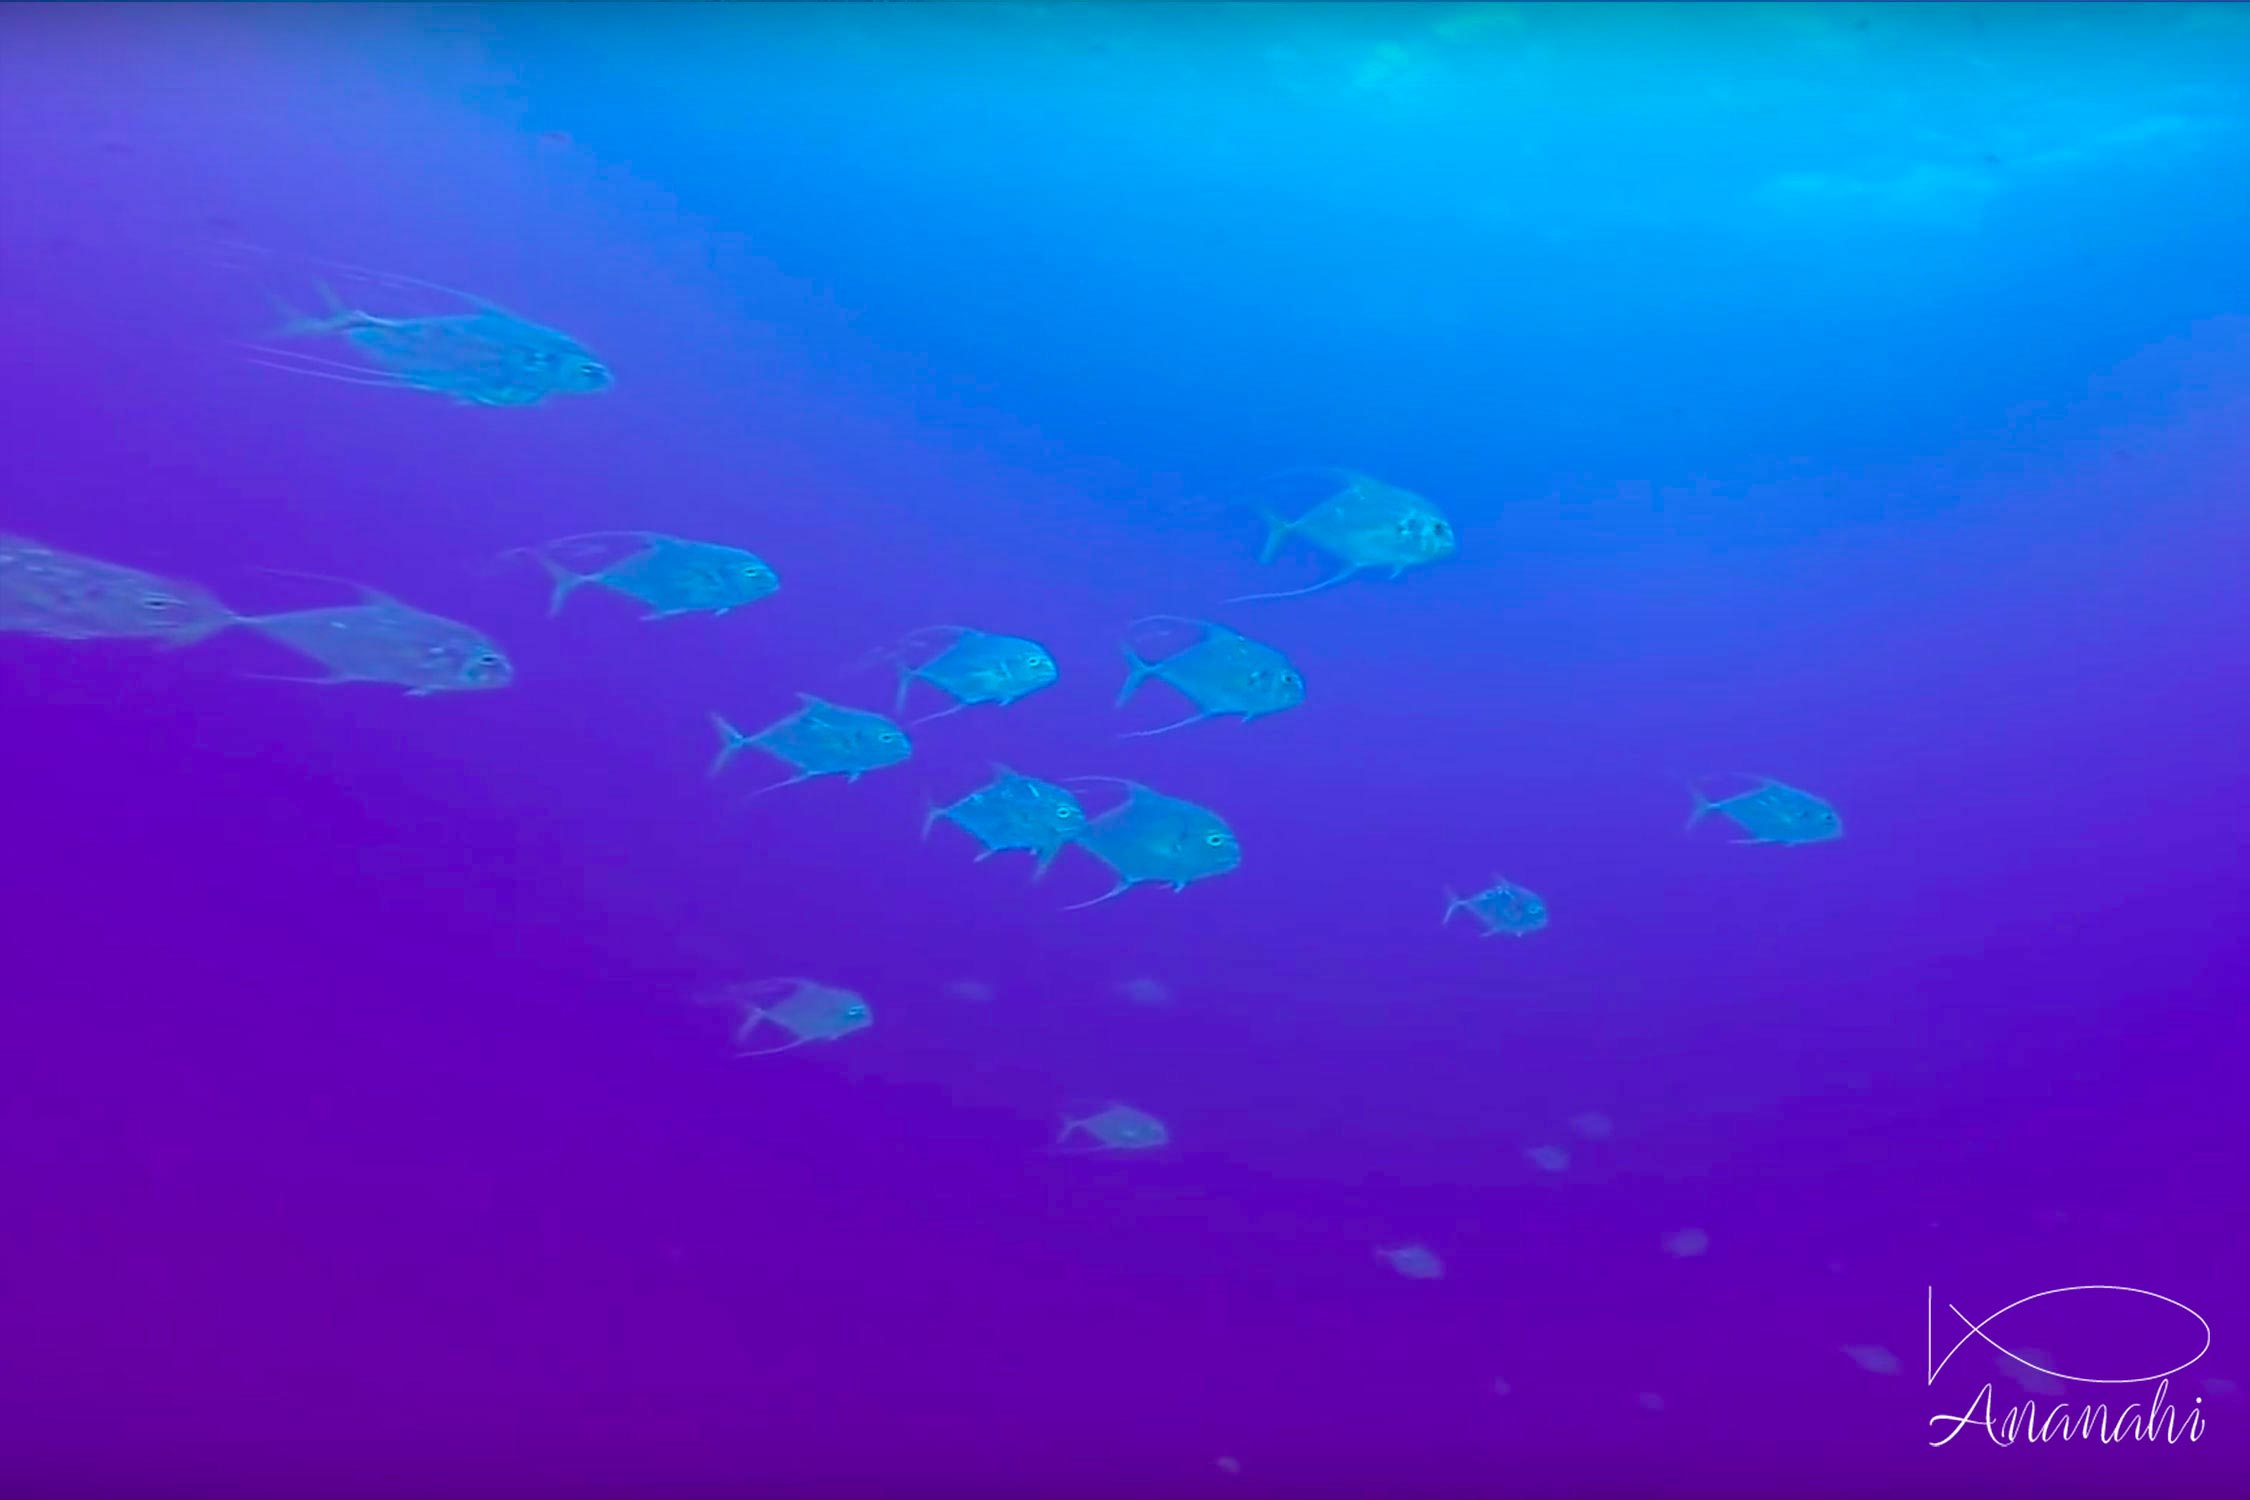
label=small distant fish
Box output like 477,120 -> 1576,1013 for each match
1377,1243 -> 1445,1280
1841,1345 -> 1902,1376
507,531 -> 777,619
1444,878 -> 1549,937
1568,1111 -> 1614,1141
1525,1145 -> 1570,1173
1215,1456 -> 1241,1476
705,976 -> 871,1056
1056,1102 -> 1168,1153
1661,1227 -> 1710,1259
235,249 -> 611,407
1995,1347 -> 2065,1398
878,625 -> 1057,723
1115,615 -> 1304,737
1686,776 -> 1842,845
0,534 -> 236,646
1114,976 -> 1172,1007
1063,778 -> 1241,910
708,694 -> 911,795
923,764 -> 1085,877
1491,1377 -> 1513,1397
239,572 -> 512,695
1637,1393 -> 1667,1413
943,979 -> 996,1004
1231,467 -> 1456,603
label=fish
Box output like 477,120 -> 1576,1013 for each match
0,534 -> 237,646
706,976 -> 872,1056
1525,1145 -> 1570,1173
1443,878 -> 1549,937
922,764 -> 1085,877
1841,1345 -> 1903,1376
708,694 -> 911,794
1055,1103 -> 1168,1153
1230,467 -> 1456,603
1113,976 -> 1172,1007
1686,776 -> 1843,845
228,247 -> 611,406
1062,778 -> 1241,909
236,573 -> 512,694
1377,1243 -> 1446,1280
1568,1111 -> 1615,1141
1115,616 -> 1304,737
879,626 -> 1057,723
508,531 -> 777,619
1661,1227 -> 1710,1259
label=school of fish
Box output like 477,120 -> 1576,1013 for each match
4,247 -> 1855,1348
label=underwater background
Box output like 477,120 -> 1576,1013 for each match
2,3 -> 2246,1497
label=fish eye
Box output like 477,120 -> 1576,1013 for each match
1204,832 -> 1226,847
579,363 -> 603,377
142,593 -> 181,611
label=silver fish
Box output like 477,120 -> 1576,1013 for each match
1686,777 -> 1842,845
706,976 -> 872,1056
232,249 -> 611,407
708,694 -> 911,794
0,534 -> 236,646
510,531 -> 777,619
923,763 -> 1085,877
1115,615 -> 1304,737
1055,1103 -> 1168,1153
881,625 -> 1057,723
1232,468 -> 1456,603
1377,1244 -> 1446,1280
1063,777 -> 1241,910
240,574 -> 512,695
1443,878 -> 1548,937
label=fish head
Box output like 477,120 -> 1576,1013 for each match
857,719 -> 913,768
1043,790 -> 1088,836
427,635 -> 514,691
546,345 -> 613,395
1189,819 -> 1242,876
1397,506 -> 1456,562
728,554 -> 780,600
1014,645 -> 1058,691
1506,887 -> 1549,929
828,998 -> 874,1037
1786,800 -> 1844,843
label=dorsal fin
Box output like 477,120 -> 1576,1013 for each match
254,566 -> 401,607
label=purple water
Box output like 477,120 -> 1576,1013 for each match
3,5 -> 2246,1497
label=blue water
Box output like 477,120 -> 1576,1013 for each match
3,5 -> 2247,1497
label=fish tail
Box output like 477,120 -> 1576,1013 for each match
708,712 -> 753,778
156,612 -> 244,651
1685,782 -> 1717,832
920,798 -> 943,840
893,661 -> 918,714
1255,506 -> 1295,565
1116,645 -> 1157,707
532,552 -> 591,617
263,282 -> 364,340
1442,888 -> 1464,926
